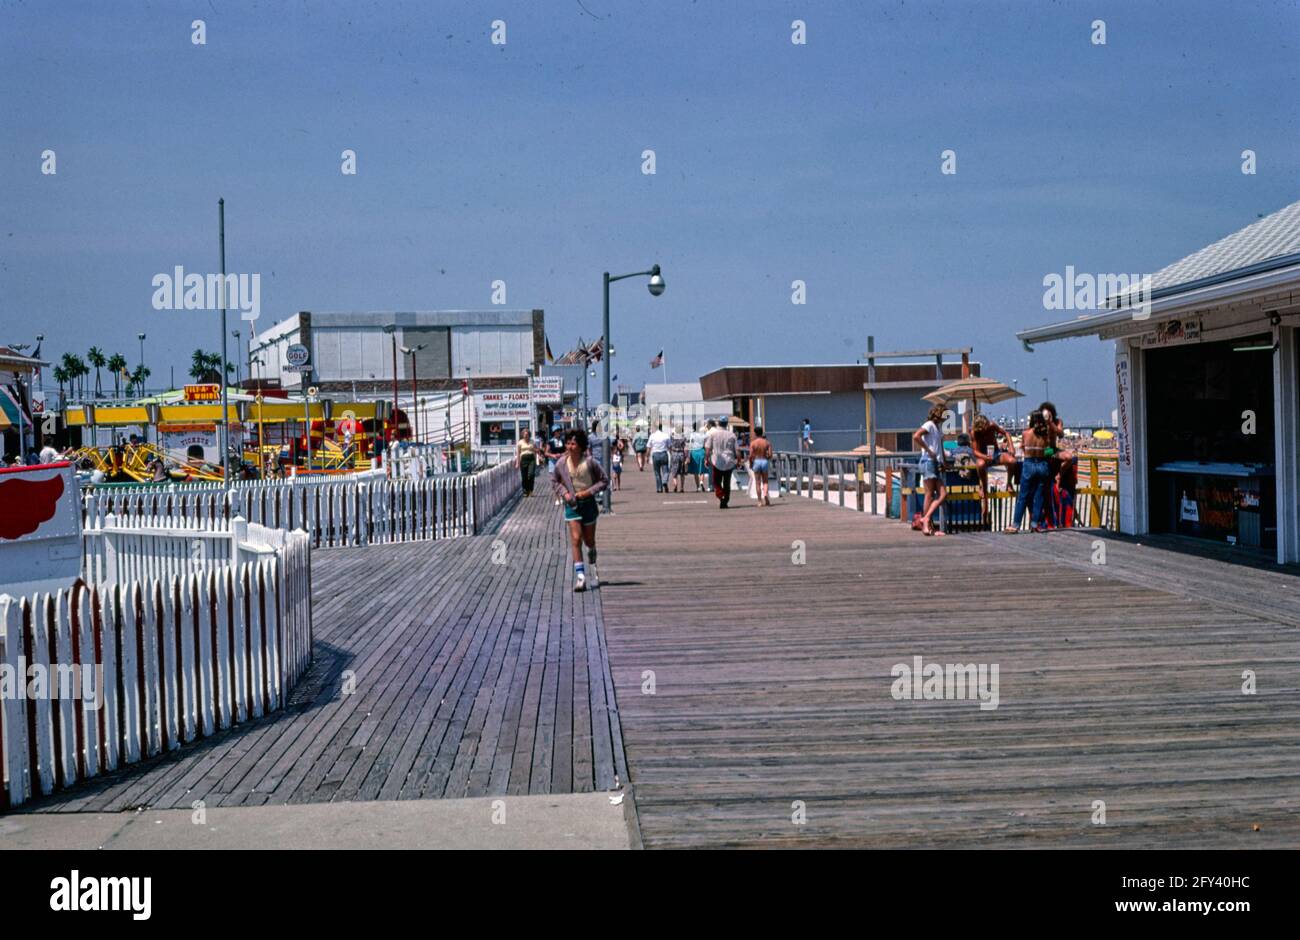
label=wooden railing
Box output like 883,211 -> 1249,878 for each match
771,451 -> 1119,531
0,530 -> 311,810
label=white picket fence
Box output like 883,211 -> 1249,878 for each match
82,514 -> 288,585
0,531 -> 311,809
82,461 -> 521,549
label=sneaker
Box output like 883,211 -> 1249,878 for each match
574,572 -> 587,592
587,568 -> 599,589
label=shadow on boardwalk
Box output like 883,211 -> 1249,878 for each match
22,487 -> 627,813
600,465 -> 1300,848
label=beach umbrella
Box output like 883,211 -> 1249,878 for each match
923,376 -> 1024,409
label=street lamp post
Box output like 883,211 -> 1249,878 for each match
400,344 -> 427,441
383,324 -> 399,447
217,198 -> 233,478
1042,377 -> 1049,405
1012,378 -> 1019,428
602,264 -> 664,511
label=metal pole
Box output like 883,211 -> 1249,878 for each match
411,352 -> 419,442
867,335 -> 877,515
602,272 -> 611,512
218,198 -> 232,479
16,374 -> 27,460
305,371 -> 312,472
389,326 -> 399,444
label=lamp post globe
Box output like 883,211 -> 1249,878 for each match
647,266 -> 665,297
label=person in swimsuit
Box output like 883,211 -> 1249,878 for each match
1006,411 -> 1052,533
553,428 -> 608,592
971,414 -> 1017,518
749,426 -> 773,506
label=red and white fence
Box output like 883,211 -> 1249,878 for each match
0,530 -> 311,810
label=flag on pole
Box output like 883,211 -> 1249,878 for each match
544,334 -> 554,364
649,350 -> 663,368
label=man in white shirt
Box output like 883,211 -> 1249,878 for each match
705,417 -> 739,508
648,424 -> 672,493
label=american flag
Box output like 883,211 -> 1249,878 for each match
649,350 -> 663,368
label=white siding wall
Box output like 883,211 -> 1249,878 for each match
450,326 -> 532,377
311,328 -> 398,381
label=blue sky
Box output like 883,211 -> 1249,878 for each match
2,0 -> 1298,421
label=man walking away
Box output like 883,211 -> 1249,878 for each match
706,417 -> 739,508
648,423 -> 672,493
801,418 -> 814,452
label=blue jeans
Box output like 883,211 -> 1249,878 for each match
1013,457 -> 1050,528
652,452 -> 669,491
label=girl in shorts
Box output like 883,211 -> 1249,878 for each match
553,428 -> 609,592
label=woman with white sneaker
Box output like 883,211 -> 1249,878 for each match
552,428 -> 608,592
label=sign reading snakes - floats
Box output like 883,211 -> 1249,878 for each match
0,461 -> 82,598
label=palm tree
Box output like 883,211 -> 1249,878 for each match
53,364 -> 69,405
59,353 -> 90,402
107,353 -> 127,397
69,355 -> 89,400
189,348 -> 209,381
87,347 -> 106,397
129,364 -> 151,397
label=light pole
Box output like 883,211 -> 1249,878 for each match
232,330 -> 242,387
400,344 -> 427,441
602,263 -> 664,510
1012,378 -> 1019,428
216,198 -> 233,477
137,332 -> 146,380
383,324 -> 398,446
1042,377 -> 1049,405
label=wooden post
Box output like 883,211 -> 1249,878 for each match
1089,455 -> 1101,526
856,459 -> 865,512
231,516 -> 248,570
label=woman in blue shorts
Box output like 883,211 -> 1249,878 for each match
553,428 -> 608,592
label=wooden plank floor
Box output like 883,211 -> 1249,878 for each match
600,465 -> 1300,848
21,483 -> 627,813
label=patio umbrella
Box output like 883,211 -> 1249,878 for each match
923,376 -> 1024,410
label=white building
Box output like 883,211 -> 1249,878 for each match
1019,199 -> 1300,565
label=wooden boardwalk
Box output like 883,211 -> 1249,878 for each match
23,487 -> 627,812
17,459 -> 1300,851
600,464 -> 1300,848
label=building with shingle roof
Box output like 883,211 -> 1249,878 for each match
1016,199 -> 1300,565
